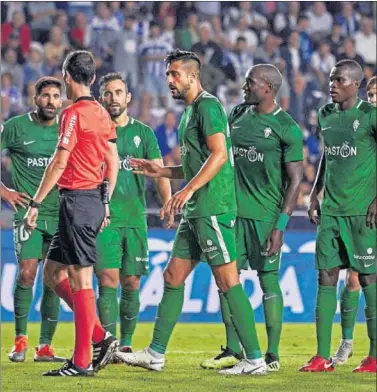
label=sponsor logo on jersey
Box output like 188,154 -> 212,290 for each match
134,136 -> 141,148
119,154 -> 133,171
27,157 -> 53,167
62,114 -> 77,145
264,127 -> 272,138
324,141 -> 356,158
354,247 -> 375,260
233,146 -> 264,162
353,119 -> 360,132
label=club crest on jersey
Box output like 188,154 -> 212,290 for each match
264,127 -> 272,138
353,119 -> 360,132
133,136 -> 141,148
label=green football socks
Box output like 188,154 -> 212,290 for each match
316,285 -> 337,359
120,288 -> 140,347
14,283 -> 33,336
363,283 -> 376,358
97,286 -> 118,337
39,284 -> 60,345
150,284 -> 184,354
340,287 -> 360,340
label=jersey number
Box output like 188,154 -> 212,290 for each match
14,224 -> 31,243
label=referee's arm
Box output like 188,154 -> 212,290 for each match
104,140 -> 120,199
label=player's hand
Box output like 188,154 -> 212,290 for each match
1,188 -> 31,212
23,207 -> 38,233
130,158 -> 164,178
308,197 -> 321,225
160,204 -> 174,228
100,204 -> 111,232
366,198 -> 377,230
266,229 -> 283,257
165,187 -> 194,216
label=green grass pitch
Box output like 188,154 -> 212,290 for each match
1,322 -> 375,392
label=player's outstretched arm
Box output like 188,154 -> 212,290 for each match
0,183 -> 31,212
308,151 -> 326,225
104,141 -> 120,199
130,158 -> 184,179
151,158 -> 174,228
164,132 -> 227,216
266,161 -> 303,256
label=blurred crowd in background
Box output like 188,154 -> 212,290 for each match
1,1 -> 376,226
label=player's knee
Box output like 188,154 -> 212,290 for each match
121,275 -> 140,291
345,270 -> 361,291
18,266 -> 37,286
163,267 -> 184,286
97,270 -> 119,288
358,273 -> 377,288
318,268 -> 339,286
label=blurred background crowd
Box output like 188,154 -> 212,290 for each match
1,1 -> 376,226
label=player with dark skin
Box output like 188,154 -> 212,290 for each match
302,60 -> 376,373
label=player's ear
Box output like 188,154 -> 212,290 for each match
126,92 -> 132,104
90,74 -> 96,86
33,94 -> 37,106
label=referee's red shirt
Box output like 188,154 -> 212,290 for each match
57,97 -> 117,190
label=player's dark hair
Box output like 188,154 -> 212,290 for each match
334,59 -> 363,83
99,72 -> 128,95
165,49 -> 201,72
35,77 -> 62,96
367,76 -> 376,91
62,50 -> 96,86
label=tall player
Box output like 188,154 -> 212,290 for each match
1,77 -> 65,363
201,64 -> 303,372
24,51 -> 120,376
332,74 -> 377,365
300,60 -> 376,373
116,50 -> 267,376
96,72 -> 172,351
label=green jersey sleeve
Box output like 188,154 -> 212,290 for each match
198,99 -> 227,137
145,127 -> 163,160
282,124 -> 304,162
1,119 -> 19,151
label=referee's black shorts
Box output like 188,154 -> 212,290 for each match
47,188 -> 105,267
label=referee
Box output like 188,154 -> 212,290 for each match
24,50 -> 120,377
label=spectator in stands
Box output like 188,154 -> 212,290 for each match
176,12 -> 199,51
70,12 -> 90,49
335,2 -> 360,37
310,42 -> 336,92
1,47 -> 24,90
1,10 -> 31,58
23,81 -> 36,112
140,21 -> 172,108
327,23 -> 344,56
337,37 -> 365,67
354,17 -> 377,66
225,1 -> 268,31
193,49 -> 225,95
280,31 -> 306,83
254,34 -> 280,65
289,72 -> 307,125
229,15 -> 258,53
274,59 -> 291,111
55,11 -> 70,45
273,1 -> 301,39
110,1 -> 125,27
44,26 -> 69,69
211,15 -> 230,49
1,72 -> 23,119
27,1 -> 57,43
194,1 -> 221,20
306,1 -> 333,42
23,42 -> 48,85
161,15 -> 176,47
228,37 -> 254,86
296,16 -> 313,67
91,56 -> 113,99
89,2 -> 120,61
135,5 -> 151,44
157,1 -> 176,20
154,111 -> 179,161
112,15 -> 139,98
192,22 -> 223,69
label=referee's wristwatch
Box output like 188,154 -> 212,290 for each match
29,199 -> 42,209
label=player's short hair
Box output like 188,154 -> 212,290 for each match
35,77 -> 62,96
334,59 -> 363,83
367,76 -> 376,91
99,72 -> 128,95
251,64 -> 283,93
62,50 -> 96,86
165,49 -> 201,73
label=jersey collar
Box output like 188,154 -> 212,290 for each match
334,97 -> 362,112
75,96 -> 95,103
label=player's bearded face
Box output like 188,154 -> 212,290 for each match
36,86 -> 62,120
102,80 -> 129,118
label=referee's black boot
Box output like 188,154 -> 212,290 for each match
92,331 -> 119,372
43,359 -> 94,377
